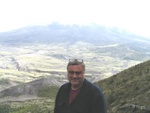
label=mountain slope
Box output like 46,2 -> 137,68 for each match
0,76 -> 61,98
0,23 -> 150,59
0,23 -> 150,45
96,60 -> 150,113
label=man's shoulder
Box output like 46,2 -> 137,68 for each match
85,79 -> 98,88
60,82 -> 70,89
84,79 -> 103,94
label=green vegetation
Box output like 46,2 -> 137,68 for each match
37,86 -> 59,98
96,60 -> 150,113
0,103 -> 51,113
0,85 -> 59,113
0,79 -> 10,85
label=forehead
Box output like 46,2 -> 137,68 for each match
68,64 -> 84,70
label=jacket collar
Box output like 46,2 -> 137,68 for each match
67,79 -> 89,104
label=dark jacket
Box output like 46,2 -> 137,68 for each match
54,79 -> 107,113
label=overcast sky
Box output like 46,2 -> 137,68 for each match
0,0 -> 150,38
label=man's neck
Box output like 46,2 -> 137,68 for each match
71,86 -> 81,90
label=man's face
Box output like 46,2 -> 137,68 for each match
67,64 -> 85,89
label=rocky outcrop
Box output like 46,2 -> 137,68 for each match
118,104 -> 150,113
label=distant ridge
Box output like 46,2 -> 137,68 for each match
0,23 -> 150,45
0,76 -> 61,98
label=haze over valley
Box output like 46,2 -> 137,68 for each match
0,24 -> 150,90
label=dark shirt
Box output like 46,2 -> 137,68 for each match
68,89 -> 80,106
54,79 -> 107,113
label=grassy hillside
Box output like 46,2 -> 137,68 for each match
0,86 -> 58,113
0,85 -> 59,113
0,76 -> 60,113
96,60 -> 150,113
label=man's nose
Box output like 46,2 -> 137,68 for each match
72,73 -> 78,77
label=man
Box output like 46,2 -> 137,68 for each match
54,59 -> 107,113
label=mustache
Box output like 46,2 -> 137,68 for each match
71,78 -> 80,80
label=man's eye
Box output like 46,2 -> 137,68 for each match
69,71 -> 74,74
68,71 -> 82,75
76,72 -> 81,75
